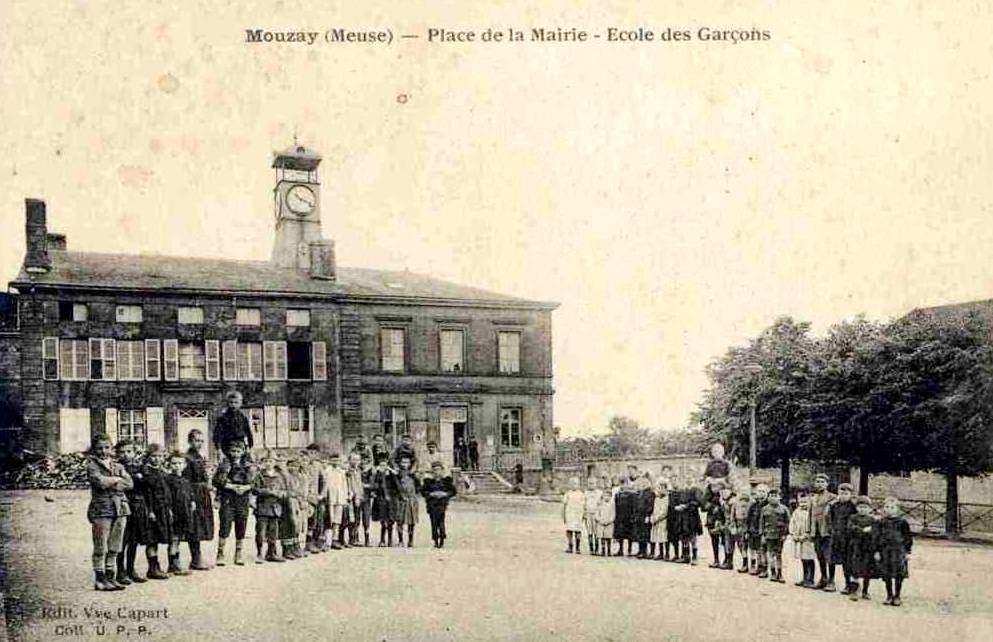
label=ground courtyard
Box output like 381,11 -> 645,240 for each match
1,491 -> 992,642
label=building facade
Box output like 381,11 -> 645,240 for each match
2,146 -> 557,469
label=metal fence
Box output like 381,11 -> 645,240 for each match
877,497 -> 993,535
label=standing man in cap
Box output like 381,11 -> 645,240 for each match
809,473 -> 836,589
214,391 -> 253,459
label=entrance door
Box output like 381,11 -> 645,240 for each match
176,409 -> 210,459
439,406 -> 467,469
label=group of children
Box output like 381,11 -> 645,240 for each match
562,468 -> 914,607
85,431 -> 458,591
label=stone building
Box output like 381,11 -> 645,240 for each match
1,145 -> 557,469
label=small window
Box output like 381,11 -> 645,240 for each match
42,337 -> 59,380
118,409 -> 147,446
286,309 -> 311,327
144,340 -> 161,381
59,339 -> 89,380
177,307 -> 204,324
440,329 -> 465,373
498,331 -> 521,374
89,338 -> 116,380
236,308 -> 261,326
381,405 -> 407,448
287,341 -> 312,380
289,407 -> 310,432
380,328 -> 405,372
179,342 -> 205,380
500,408 -> 522,448
115,305 -> 143,323
117,341 -> 145,381
237,342 -> 263,381
59,302 -> 87,322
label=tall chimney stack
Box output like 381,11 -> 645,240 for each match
24,199 -> 51,273
308,240 -> 336,281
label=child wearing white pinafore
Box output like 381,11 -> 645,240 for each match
649,482 -> 669,559
562,477 -> 585,554
583,478 -> 603,556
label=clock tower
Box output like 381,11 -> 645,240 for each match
271,144 -> 324,269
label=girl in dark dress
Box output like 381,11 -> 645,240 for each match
634,475 -> 655,559
141,443 -> 174,580
878,497 -> 913,606
166,453 -> 194,576
666,481 -> 687,562
116,440 -> 150,584
183,429 -> 214,570
613,478 -> 633,556
846,496 -> 879,601
680,478 -> 704,564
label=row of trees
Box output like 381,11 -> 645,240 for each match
694,312 -> 993,534
557,416 -> 709,460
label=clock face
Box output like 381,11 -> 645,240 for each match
285,184 -> 316,215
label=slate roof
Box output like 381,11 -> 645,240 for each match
10,250 -> 557,310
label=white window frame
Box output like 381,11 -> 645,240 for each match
42,337 -> 59,380
235,307 -> 261,326
286,308 -> 311,327
223,340 -> 238,380
312,341 -> 327,380
115,305 -> 143,323
163,339 -> 179,381
238,341 -> 263,381
263,341 -> 287,380
380,327 -> 405,373
144,339 -> 161,381
500,407 -> 523,449
117,340 -> 145,381
89,338 -> 117,381
440,328 -> 466,373
177,306 -> 204,324
59,339 -> 89,381
118,409 -> 147,446
72,303 -> 88,322
498,331 -> 522,374
205,340 -> 220,380
178,341 -> 206,381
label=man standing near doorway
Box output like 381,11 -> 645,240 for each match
468,437 -> 480,471
214,391 -> 253,459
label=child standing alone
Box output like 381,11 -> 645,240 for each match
87,435 -> 132,591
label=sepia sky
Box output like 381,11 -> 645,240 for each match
2,1 -> 993,435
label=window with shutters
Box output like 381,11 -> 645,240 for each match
42,337 -> 59,380
177,306 -> 204,324
287,341 -> 312,380
263,341 -> 287,380
145,340 -> 161,380
498,331 -> 521,374
59,339 -> 89,380
440,328 -> 465,373
116,341 -> 145,380
205,340 -> 220,380
115,305 -> 143,323
236,342 -> 262,380
163,340 -> 179,380
236,307 -> 261,326
380,328 -> 405,372
312,342 -> 327,380
500,407 -> 522,448
223,340 -> 238,380
179,342 -> 205,380
89,338 -> 116,380
118,409 -> 147,446
381,405 -> 407,448
286,309 -> 311,327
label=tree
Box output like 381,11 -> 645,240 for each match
695,316 -> 817,496
885,310 -> 993,535
604,415 -> 652,457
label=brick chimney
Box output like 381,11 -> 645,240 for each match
46,233 -> 66,251
24,199 -> 51,273
308,240 -> 336,281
